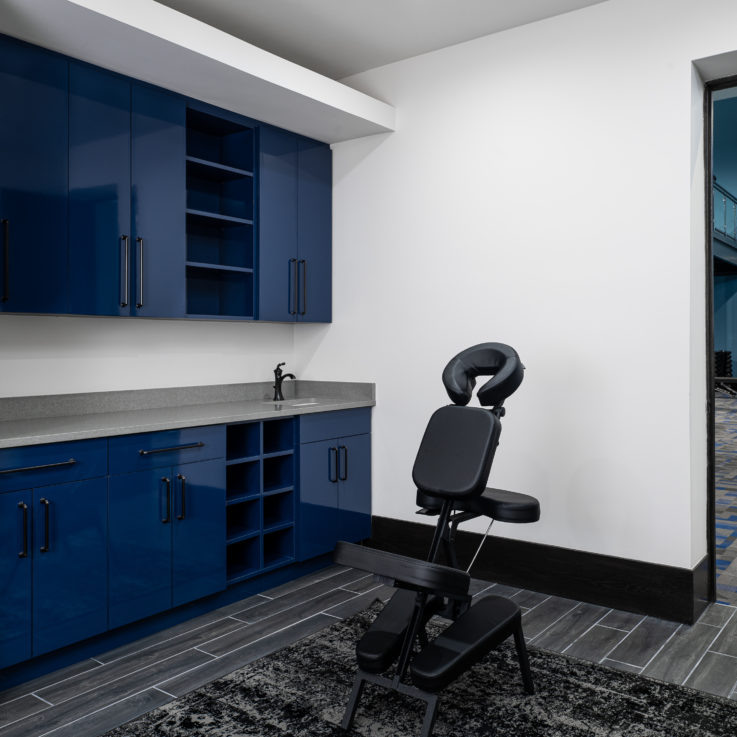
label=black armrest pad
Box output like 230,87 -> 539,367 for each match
334,541 -> 470,599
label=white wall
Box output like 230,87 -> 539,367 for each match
297,0 -> 737,569
0,315 -> 298,396
3,0 -> 736,570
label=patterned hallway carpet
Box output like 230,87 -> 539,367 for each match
715,395 -> 737,605
104,604 -> 737,737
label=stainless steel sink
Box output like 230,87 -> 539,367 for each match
263,397 -> 322,407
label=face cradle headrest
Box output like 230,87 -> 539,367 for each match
442,343 -> 524,407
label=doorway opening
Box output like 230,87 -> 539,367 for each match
708,81 -> 737,605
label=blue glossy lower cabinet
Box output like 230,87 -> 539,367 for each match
0,411 -> 370,675
0,478 -> 108,669
33,478 -> 108,656
0,490 -> 32,669
297,439 -> 339,560
336,434 -> 372,544
298,409 -> 372,561
109,459 -> 225,629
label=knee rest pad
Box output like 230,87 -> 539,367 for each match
357,590 -> 445,674
357,589 -> 417,673
410,594 -> 521,693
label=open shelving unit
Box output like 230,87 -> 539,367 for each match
185,108 -> 256,319
225,418 -> 296,584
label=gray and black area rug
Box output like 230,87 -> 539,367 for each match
105,604 -> 737,737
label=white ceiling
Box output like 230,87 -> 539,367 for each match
155,0 -> 609,80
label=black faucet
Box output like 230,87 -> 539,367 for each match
273,362 -> 295,401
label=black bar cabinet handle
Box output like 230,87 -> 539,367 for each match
0,458 -> 76,476
161,477 -> 171,523
1,218 -> 8,302
339,445 -> 348,481
139,442 -> 204,456
136,236 -> 144,308
177,474 -> 186,520
328,447 -> 338,483
288,258 -> 297,315
40,498 -> 50,553
18,501 -> 28,558
298,259 -> 306,315
120,235 -> 129,307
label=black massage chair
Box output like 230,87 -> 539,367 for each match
334,343 -> 540,737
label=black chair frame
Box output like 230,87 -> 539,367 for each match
332,343 -> 538,737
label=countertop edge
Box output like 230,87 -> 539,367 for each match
0,397 -> 375,449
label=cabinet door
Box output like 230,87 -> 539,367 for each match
131,84 -> 186,318
0,37 -> 68,314
109,469 -> 173,628
68,63 -> 131,316
259,126 -> 298,321
337,434 -> 372,544
298,439 -> 339,560
172,459 -> 226,607
297,138 -> 332,323
0,490 -> 32,668
32,478 -> 108,656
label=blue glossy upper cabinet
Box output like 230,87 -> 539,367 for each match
69,63 -> 131,315
0,35 -> 68,314
69,63 -> 185,317
259,127 -> 297,321
296,138 -> 332,322
132,84 -> 186,318
259,127 -> 331,322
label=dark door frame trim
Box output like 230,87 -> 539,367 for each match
704,74 -> 737,604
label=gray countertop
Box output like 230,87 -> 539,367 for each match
0,381 -> 375,448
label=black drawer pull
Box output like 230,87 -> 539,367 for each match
298,259 -> 307,315
0,458 -> 76,476
328,446 -> 338,483
2,218 -> 8,302
40,498 -> 50,553
177,474 -> 186,520
120,234 -> 129,307
338,445 -> 348,481
162,477 -> 171,523
136,236 -> 144,309
139,442 -> 204,456
18,501 -> 28,558
289,258 -> 297,315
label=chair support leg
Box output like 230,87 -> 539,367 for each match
341,672 -> 366,731
513,624 -> 535,695
419,693 -> 439,737
340,669 -> 441,737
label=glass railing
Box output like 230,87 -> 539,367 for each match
714,178 -> 737,241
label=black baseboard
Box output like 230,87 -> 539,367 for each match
368,516 -> 710,625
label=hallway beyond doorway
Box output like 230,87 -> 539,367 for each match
714,394 -> 737,605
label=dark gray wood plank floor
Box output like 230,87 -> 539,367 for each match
2,565 -> 737,737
